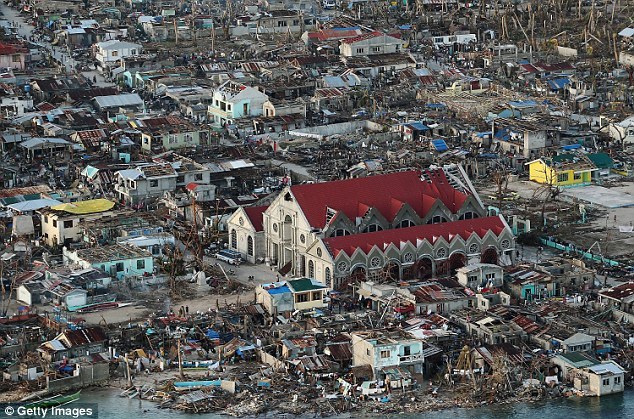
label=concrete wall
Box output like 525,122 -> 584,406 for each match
613,309 -> 634,324
46,362 -> 109,392
557,46 -> 578,57
619,51 -> 634,67
257,349 -> 286,371
288,120 -> 384,140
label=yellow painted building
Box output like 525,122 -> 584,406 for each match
526,154 -> 596,187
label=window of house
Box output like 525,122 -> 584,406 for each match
52,220 -> 57,227
557,173 -> 569,182
177,175 -> 185,183
131,49 -> 137,55
243,103 -> 248,114
486,273 -> 496,280
116,262 -> 124,272
194,173 -> 203,181
63,220 -> 73,228
296,293 -> 308,303
184,133 -> 193,142
468,275 -> 478,283
292,20 -> 299,26
12,54 -> 20,62
277,20 -> 288,27
403,346 -> 411,356
308,260 -> 315,278
44,216 -> 49,224
356,48 -> 364,54
312,291 -> 321,301
227,104 -> 232,111
111,51 -> 118,57
615,376 -> 621,384
168,134 -> 177,144
380,350 -> 390,359
373,46 -> 381,52
366,348 -> 370,356
137,259 -> 145,270
574,173 -> 581,180
130,180 -> 136,189
150,179 -> 159,188
603,378 -> 610,386
325,267 -> 331,288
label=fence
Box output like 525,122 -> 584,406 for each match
539,238 -> 620,267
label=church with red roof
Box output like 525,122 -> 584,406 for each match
227,165 -> 515,288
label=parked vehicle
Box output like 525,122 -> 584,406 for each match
214,249 -> 242,265
323,0 -> 336,9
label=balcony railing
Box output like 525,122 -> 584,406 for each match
399,353 -> 423,363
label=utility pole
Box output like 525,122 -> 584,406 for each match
125,353 -> 133,387
177,337 -> 184,379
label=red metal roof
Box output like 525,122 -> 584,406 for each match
244,205 -> 268,232
323,215 -> 507,257
290,170 -> 469,229
341,31 -> 383,44
512,315 -> 541,334
308,29 -> 363,42
600,282 -> 634,301
0,43 -> 28,55
185,182 -> 200,191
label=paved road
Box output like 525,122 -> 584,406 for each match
0,3 -> 112,86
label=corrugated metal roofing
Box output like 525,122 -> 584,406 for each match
432,139 -> 448,152
94,93 -> 143,109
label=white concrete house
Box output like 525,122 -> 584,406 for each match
95,40 -> 142,67
339,31 -> 404,57
456,263 -> 504,291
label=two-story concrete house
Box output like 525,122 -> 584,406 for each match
138,116 -> 210,151
351,330 -> 441,379
94,40 -> 142,69
207,80 -> 269,127
255,10 -> 315,35
0,43 -> 29,71
256,278 -> 327,315
456,263 -> 504,291
339,31 -> 404,57
39,199 -> 116,247
114,164 -> 177,205
63,244 -> 154,280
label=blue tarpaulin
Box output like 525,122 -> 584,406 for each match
236,345 -> 256,357
562,144 -> 582,150
407,122 -> 429,131
426,103 -> 446,109
431,139 -> 448,152
547,78 -> 571,90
